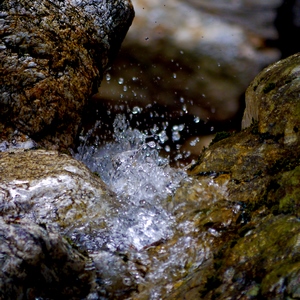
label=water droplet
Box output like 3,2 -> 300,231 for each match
190,137 -> 200,146
123,277 -> 132,286
165,145 -> 171,152
173,73 -> 177,79
106,73 -> 111,81
132,106 -> 141,114
158,131 -> 168,144
210,126 -> 214,132
172,131 -> 180,142
180,50 -> 184,54
173,124 -> 184,132
179,97 -> 184,103
118,77 -> 124,84
194,116 -> 200,123
147,141 -> 156,148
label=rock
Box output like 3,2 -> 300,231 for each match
242,52 -> 300,146
0,217 -> 94,299
0,150 -> 118,242
161,53 -> 300,299
0,150 -> 120,298
0,0 -> 134,150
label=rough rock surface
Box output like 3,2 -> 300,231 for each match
163,53 -> 300,299
0,0 -> 134,150
0,149 -> 117,239
0,149 -> 118,299
0,217 -> 94,299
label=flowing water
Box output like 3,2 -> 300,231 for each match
73,113 -> 235,299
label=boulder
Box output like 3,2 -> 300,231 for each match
159,53 -> 300,299
0,0 -> 134,150
0,149 -> 119,299
0,217 -> 94,299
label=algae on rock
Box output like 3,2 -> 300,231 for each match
164,53 -> 300,300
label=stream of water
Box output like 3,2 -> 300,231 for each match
73,111 -> 236,299
75,114 -> 186,253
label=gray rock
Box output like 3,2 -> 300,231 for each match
0,217 -> 94,299
0,149 -> 120,298
0,150 -> 117,241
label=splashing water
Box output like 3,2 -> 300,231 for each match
73,114 -> 240,299
75,114 -> 185,252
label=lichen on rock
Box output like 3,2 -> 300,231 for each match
165,53 -> 300,299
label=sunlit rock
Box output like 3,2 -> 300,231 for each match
242,52 -> 300,146
0,149 -> 120,298
0,0 -> 134,150
0,150 -> 117,238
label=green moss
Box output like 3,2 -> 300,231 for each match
246,284 -> 260,297
210,131 -> 232,145
263,82 -> 275,94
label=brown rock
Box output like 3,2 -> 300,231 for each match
0,0 -> 134,150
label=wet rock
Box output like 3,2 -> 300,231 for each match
0,150 -> 117,240
0,217 -> 93,299
0,149 -> 123,298
160,53 -> 300,299
0,0 -> 134,150
242,52 -> 300,146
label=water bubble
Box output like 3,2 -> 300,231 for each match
132,106 -> 141,114
173,73 -> 177,79
210,126 -> 214,132
118,77 -> 124,84
105,73 -> 111,81
165,145 -> 171,152
179,97 -> 184,103
172,131 -> 180,142
190,137 -> 200,146
123,85 -> 127,92
194,116 -> 200,123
